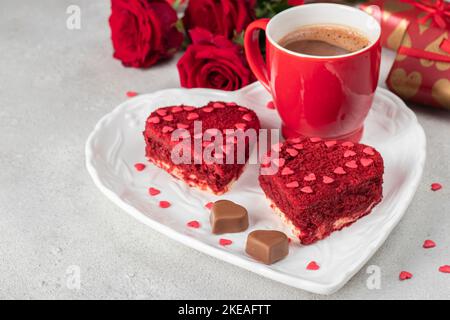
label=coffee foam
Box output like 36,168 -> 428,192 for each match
279,24 -> 370,56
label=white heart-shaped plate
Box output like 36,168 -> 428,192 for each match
86,82 -> 426,294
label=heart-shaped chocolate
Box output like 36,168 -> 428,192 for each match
144,101 -> 261,194
210,200 -> 249,234
259,137 -> 384,245
245,230 -> 289,265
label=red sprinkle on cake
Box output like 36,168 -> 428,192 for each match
143,101 -> 260,195
259,137 -> 384,245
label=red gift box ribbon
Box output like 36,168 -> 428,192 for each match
398,38 -> 450,62
401,0 -> 450,29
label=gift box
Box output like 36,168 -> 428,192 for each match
359,0 -> 450,51
386,21 -> 450,109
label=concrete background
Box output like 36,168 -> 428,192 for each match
0,0 -> 448,299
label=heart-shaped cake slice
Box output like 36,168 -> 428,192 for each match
259,137 -> 384,245
143,101 -> 261,194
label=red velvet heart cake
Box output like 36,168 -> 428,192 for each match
143,101 -> 261,195
259,137 -> 384,245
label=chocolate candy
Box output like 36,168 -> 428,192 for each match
210,200 -> 249,234
245,230 -> 289,265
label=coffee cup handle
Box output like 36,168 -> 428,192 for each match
244,19 -> 271,92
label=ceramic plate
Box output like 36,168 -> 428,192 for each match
86,82 -> 426,294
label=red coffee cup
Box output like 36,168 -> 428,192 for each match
245,4 -> 381,141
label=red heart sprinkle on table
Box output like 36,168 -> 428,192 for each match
310,137 -> 321,142
360,158 -> 374,167
399,271 -> 413,280
281,167 -> 294,175
334,167 -> 346,175
342,142 -> 354,147
266,101 -> 275,109
134,163 -> 146,171
325,140 -> 337,147
235,123 -> 246,130
187,113 -> 199,120
177,123 -> 189,129
205,202 -> 213,210
162,126 -> 174,133
187,220 -> 200,228
363,147 -> 375,155
344,150 -> 356,158
219,238 -> 232,246
148,116 -> 160,124
293,144 -> 303,150
304,173 -> 316,181
163,114 -> 174,122
286,181 -> 299,188
203,107 -> 214,113
423,239 -> 436,249
242,113 -> 253,122
213,102 -> 225,109
286,148 -> 299,157
323,176 -> 334,184
148,187 -> 160,196
439,265 -> 450,273
306,261 -> 320,270
159,201 -> 171,208
156,109 -> 167,116
126,91 -> 138,97
301,186 -> 313,193
183,106 -> 195,111
171,106 -> 183,113
345,160 -> 358,169
431,183 -> 442,191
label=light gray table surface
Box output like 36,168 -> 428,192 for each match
0,0 -> 449,300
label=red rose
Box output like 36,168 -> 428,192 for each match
109,0 -> 183,68
177,28 -> 255,91
183,0 -> 256,39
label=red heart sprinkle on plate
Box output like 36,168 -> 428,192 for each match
205,202 -> 213,210
159,201 -> 171,208
187,220 -> 200,228
306,261 -> 320,270
134,163 -> 146,171
148,187 -> 160,196
219,238 -> 232,246
266,101 -> 275,109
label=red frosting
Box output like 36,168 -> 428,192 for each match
143,101 -> 261,195
259,137 -> 384,245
